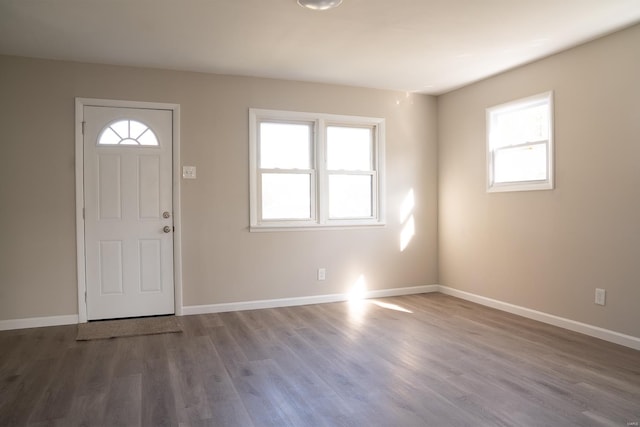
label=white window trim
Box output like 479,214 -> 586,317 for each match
249,108 -> 386,231
486,91 -> 554,193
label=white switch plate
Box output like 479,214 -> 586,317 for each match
317,268 -> 326,281
183,166 -> 196,179
595,288 -> 606,306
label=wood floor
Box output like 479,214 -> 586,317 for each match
1,293 -> 639,426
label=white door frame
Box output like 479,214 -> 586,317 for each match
75,98 -> 183,323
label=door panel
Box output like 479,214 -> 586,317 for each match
84,106 -> 174,320
98,155 -> 122,219
139,156 -> 161,219
99,241 -> 123,294
139,239 -> 162,293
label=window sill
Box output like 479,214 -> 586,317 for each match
249,222 -> 386,232
487,181 -> 553,193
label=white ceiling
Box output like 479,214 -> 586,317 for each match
1,0 -> 639,95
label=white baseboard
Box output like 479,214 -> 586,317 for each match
0,314 -> 79,331
0,285 -> 437,331
182,284 -> 439,315
438,286 -> 640,351
3,285 -> 638,352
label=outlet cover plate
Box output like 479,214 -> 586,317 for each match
595,288 -> 606,306
183,166 -> 196,179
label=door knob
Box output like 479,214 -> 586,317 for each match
163,211 -> 171,218
163,226 -> 172,233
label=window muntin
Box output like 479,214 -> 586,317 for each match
487,91 -> 553,192
249,109 -> 385,230
98,119 -> 159,146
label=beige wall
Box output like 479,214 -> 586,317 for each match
0,55 -> 438,320
438,24 -> 640,337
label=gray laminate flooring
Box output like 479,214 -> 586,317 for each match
1,293 -> 639,426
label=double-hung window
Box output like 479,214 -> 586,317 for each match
487,91 -> 554,192
258,121 -> 315,221
249,109 -> 385,230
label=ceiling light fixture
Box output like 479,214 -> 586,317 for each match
297,0 -> 343,11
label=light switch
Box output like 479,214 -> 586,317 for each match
183,166 -> 196,179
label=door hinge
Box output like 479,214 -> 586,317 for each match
81,121 -> 86,135
84,291 -> 87,302
82,207 -> 85,220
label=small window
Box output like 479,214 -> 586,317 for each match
98,120 -> 159,146
487,91 -> 553,192
249,109 -> 385,230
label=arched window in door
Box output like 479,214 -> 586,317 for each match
98,119 -> 159,146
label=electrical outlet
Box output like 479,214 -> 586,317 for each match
595,288 -> 606,306
317,268 -> 326,281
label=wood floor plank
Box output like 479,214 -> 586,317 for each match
103,374 -> 142,426
218,311 -> 269,362
189,399 -> 254,427
1,293 -> 639,426
112,335 -> 145,379
207,325 -> 251,379
141,356 -> 178,427
27,345 -> 88,424
65,389 -> 108,427
76,339 -> 118,396
0,359 -> 58,425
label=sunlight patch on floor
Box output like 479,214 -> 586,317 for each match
346,275 -> 413,320
370,300 -> 413,314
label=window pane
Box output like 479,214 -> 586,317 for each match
327,126 -> 372,171
492,103 -> 549,149
110,120 -> 129,139
260,122 -> 311,169
99,127 -> 120,145
138,129 -> 159,146
494,143 -> 547,183
129,120 -> 148,139
261,173 -> 311,220
329,174 -> 372,218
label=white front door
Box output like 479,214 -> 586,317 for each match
83,106 -> 174,320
